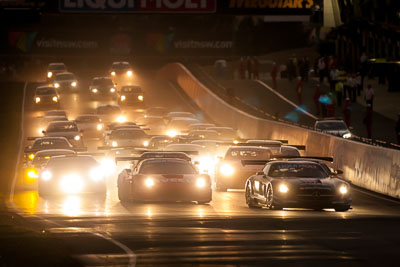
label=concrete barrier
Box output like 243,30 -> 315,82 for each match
158,63 -> 400,199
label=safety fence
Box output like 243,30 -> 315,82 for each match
157,63 -> 400,199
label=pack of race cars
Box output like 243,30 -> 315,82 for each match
22,62 -> 352,212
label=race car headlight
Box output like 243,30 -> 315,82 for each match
343,133 -> 352,139
28,153 -> 35,160
54,83 -> 60,88
112,141 -> 118,147
41,170 -> 52,181
120,95 -> 126,101
89,167 -> 104,182
110,88 -> 116,93
143,140 -> 149,147
111,71 -> 116,76
220,164 -> 234,176
138,95 -> 144,101
71,81 -> 77,87
198,156 -> 213,172
27,168 -> 38,179
145,177 -> 155,188
116,115 -> 126,123
97,124 -> 103,131
92,88 -> 98,93
35,97 -> 40,103
52,96 -> 58,102
74,135 -> 81,141
196,177 -> 206,188
47,72 -> 52,78
167,129 -> 178,138
233,140 -> 239,144
127,70 -> 133,76
60,174 -> 84,194
279,184 -> 289,193
339,185 -> 348,195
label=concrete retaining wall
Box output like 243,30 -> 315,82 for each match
158,63 -> 400,199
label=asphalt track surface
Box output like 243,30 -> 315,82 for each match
7,69 -> 400,266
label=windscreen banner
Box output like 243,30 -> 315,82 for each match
59,0 -> 216,13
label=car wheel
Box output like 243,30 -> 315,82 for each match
265,185 -> 281,210
245,184 -> 259,208
335,206 -> 350,212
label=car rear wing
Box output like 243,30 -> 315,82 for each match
232,142 -> 305,150
115,151 -> 194,163
273,156 -> 334,162
24,147 -> 87,153
27,136 -> 42,141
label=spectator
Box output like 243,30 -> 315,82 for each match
363,104 -> 373,138
396,113 -> 400,144
246,56 -> 252,79
318,57 -> 326,83
365,84 -> 374,109
313,84 -> 321,115
238,57 -> 245,79
329,66 -> 339,91
271,62 -> 278,89
296,76 -> 303,105
343,98 -> 352,127
335,79 -> 344,107
251,56 -> 259,80
355,72 -> 362,96
344,75 -> 353,100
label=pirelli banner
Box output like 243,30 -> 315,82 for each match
58,0 -> 315,14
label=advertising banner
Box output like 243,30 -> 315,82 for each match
217,0 -> 315,15
59,0 -> 216,13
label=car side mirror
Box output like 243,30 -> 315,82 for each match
42,130 -> 46,134
256,171 -> 265,176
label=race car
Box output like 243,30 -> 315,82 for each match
147,135 -> 174,149
74,114 -> 104,138
43,110 -> 68,118
42,121 -> 84,147
135,116 -> 165,135
314,119 -> 352,139
117,157 -> 212,204
104,128 -> 149,148
35,115 -> 68,135
109,61 -> 133,79
89,77 -> 117,100
24,137 -> 76,161
53,72 -> 78,92
33,86 -> 60,109
24,149 -> 76,182
244,159 -> 352,211
214,146 -> 272,191
118,85 -> 144,106
165,117 -> 200,137
46,62 -> 67,80
38,155 -> 106,196
96,104 -> 125,123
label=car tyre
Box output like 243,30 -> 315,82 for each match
335,206 -> 350,212
265,185 -> 281,210
245,184 -> 259,208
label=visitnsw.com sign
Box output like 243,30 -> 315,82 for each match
59,0 -> 216,13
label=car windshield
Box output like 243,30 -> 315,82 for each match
139,161 -> 197,174
46,156 -> 98,170
316,121 -> 347,131
48,64 -> 66,71
33,151 -> 75,164
268,163 -> 328,178
47,122 -> 78,132
32,139 -> 71,149
45,110 -> 66,117
225,149 -> 270,160
36,87 -> 56,95
97,106 -> 120,115
92,78 -> 114,86
110,130 -> 146,139
76,116 -> 100,123
55,73 -> 75,80
112,62 -> 130,69
121,87 -> 141,93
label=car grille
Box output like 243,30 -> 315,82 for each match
296,187 -> 334,201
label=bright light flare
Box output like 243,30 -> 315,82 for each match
116,115 -> 126,123
339,185 -> 348,195
197,156 -> 214,173
71,81 -> 77,87
89,167 -> 105,182
167,129 -> 178,137
111,71 -> 116,76
35,97 -> 40,103
145,177 -> 155,188
100,158 -> 116,175
279,184 -> 289,193
112,141 -> 118,147
92,88 -> 98,93
196,177 -> 206,188
41,170 -> 52,181
343,133 -> 352,139
220,164 -> 234,176
143,140 -> 149,147
120,95 -> 126,101
27,168 -> 38,179
47,72 -> 52,78
28,153 -> 35,160
60,174 -> 84,194
74,135 -> 81,141
127,70 -> 133,76
54,83 -> 60,88
97,124 -> 103,131
110,88 -> 116,93
52,96 -> 58,102
138,95 -> 143,101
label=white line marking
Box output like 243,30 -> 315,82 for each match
352,187 -> 400,205
255,80 -> 318,120
8,82 -> 137,267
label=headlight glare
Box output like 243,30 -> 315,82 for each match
196,177 -> 206,188
111,71 -> 116,76
27,168 -> 38,179
89,167 -> 104,182
116,115 -> 126,123
74,135 -> 81,141
143,140 -> 149,147
145,177 -> 154,188
28,153 -> 35,160
138,95 -> 143,101
112,141 -> 118,147
120,95 -> 126,101
41,170 -> 52,181
92,88 -> 98,93
60,174 -> 84,194
279,184 -> 289,193
127,70 -> 133,76
110,88 -> 116,93
343,133 -> 352,139
47,72 -> 52,78
167,129 -> 178,137
52,96 -> 58,102
220,164 -> 234,176
71,81 -> 77,87
54,83 -> 60,88
35,97 -> 40,103
97,124 -> 103,131
339,185 -> 348,194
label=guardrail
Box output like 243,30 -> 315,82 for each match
158,63 -> 400,199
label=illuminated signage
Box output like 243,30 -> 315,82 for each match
218,0 -> 315,15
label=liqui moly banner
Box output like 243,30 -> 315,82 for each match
59,0 -> 216,13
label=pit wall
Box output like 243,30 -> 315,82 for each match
157,63 -> 400,199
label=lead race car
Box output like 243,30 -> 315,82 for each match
116,153 -> 212,204
244,157 -> 352,212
